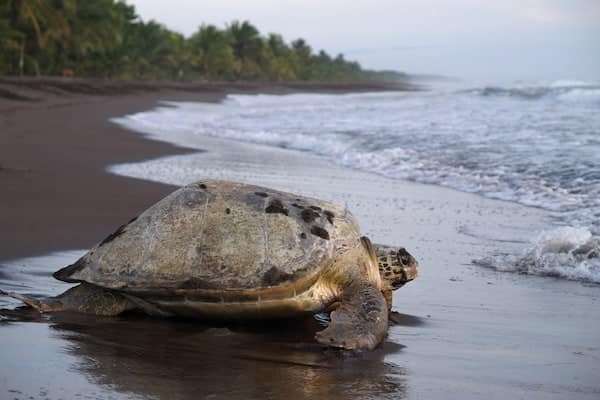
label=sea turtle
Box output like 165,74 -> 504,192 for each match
2,180 -> 418,350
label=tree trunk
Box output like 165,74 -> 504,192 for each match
19,39 -> 25,76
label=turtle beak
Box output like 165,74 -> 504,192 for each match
392,250 -> 418,289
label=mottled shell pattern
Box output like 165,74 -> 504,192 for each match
55,180 -> 362,297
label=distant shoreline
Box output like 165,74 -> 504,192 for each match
0,76 -> 419,108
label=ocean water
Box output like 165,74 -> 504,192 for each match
112,81 -> 600,283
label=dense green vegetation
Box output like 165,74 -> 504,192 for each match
0,0 -> 404,82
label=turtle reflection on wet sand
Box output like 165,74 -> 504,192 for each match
2,180 -> 418,350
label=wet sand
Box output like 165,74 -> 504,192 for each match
1,84 -> 600,399
0,90 -> 203,262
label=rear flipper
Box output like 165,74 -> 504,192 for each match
1,289 -> 63,312
315,282 -> 388,350
1,283 -> 133,316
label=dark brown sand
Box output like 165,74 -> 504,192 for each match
0,77 -> 414,262
0,93 -> 195,262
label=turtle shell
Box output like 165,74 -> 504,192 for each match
55,180 -> 361,294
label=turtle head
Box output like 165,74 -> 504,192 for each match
360,238 -> 418,311
373,243 -> 418,312
375,244 -> 418,290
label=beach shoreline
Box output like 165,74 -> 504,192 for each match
0,77 -> 415,262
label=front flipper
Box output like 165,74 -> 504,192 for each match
315,282 -> 388,350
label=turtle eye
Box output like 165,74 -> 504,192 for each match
398,249 -> 411,265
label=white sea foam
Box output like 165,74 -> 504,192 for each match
475,227 -> 600,283
549,79 -> 598,88
463,81 -> 600,102
557,88 -> 600,103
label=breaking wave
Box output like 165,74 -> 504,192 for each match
463,80 -> 600,103
474,227 -> 600,283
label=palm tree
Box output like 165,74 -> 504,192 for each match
267,33 -> 286,57
64,0 -> 126,65
264,33 -> 296,81
9,0 -> 70,75
291,38 -> 312,80
190,24 -> 235,79
227,20 -> 263,79
0,2 -> 23,74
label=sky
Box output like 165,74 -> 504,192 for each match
128,0 -> 600,83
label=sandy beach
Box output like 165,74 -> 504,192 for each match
1,80 -> 599,400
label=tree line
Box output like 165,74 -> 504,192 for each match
0,0 -> 405,82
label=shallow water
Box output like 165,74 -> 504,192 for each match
0,251 -> 410,400
1,314 -> 409,400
